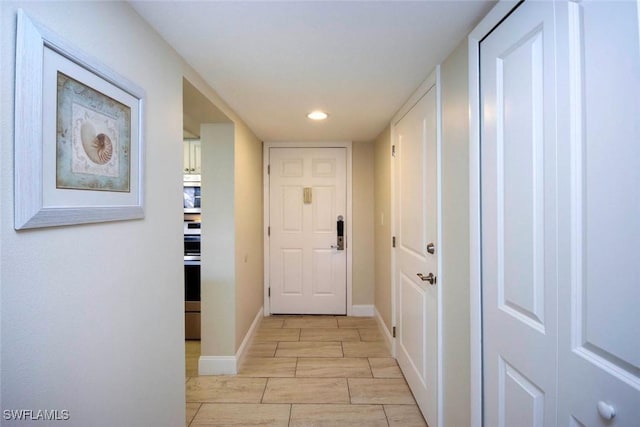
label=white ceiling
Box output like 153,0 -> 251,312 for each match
131,1 -> 495,142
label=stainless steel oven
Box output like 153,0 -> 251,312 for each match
184,221 -> 201,339
183,182 -> 201,214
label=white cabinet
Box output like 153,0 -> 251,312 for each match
183,140 -> 201,175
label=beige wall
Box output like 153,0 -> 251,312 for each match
201,124 -> 236,356
234,123 -> 264,349
201,121 -> 264,357
352,142 -> 375,306
440,40 -> 471,427
373,126 -> 393,331
1,2 -> 186,424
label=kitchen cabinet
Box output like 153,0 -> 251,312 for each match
183,140 -> 201,175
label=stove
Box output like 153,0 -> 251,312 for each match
184,220 -> 200,340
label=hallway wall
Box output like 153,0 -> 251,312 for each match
352,142 -> 375,307
1,2 -> 186,425
440,39 -> 471,427
201,124 -> 236,357
233,122 -> 264,349
373,126 -> 392,331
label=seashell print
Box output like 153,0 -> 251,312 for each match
80,120 -> 113,165
94,133 -> 113,164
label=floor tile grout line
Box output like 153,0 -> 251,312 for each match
187,402 -> 203,427
367,357 -> 375,378
381,403 -> 391,427
260,377 -> 270,404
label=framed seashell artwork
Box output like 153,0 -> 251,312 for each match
14,10 -> 145,229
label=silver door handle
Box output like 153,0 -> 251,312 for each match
417,273 -> 437,285
427,243 -> 435,254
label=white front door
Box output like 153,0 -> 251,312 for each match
480,2 -> 559,425
394,76 -> 438,427
268,147 -> 347,314
557,1 -> 640,425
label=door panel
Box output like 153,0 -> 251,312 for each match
269,147 -> 347,314
500,26 -> 546,329
500,359 -> 544,427
481,2 -> 558,426
394,82 -> 438,427
558,1 -> 640,425
400,273 -> 426,379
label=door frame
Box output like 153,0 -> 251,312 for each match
390,67 -> 443,427
467,2 -> 523,426
262,141 -> 353,316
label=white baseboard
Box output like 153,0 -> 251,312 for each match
235,306 -> 264,368
198,356 -> 236,375
198,306 -> 263,375
375,306 -> 395,356
351,304 -> 374,317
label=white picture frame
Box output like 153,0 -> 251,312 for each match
14,9 -> 145,230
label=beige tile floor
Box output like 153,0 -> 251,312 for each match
185,316 -> 428,427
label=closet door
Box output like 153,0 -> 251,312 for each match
557,2 -> 640,425
480,2 -> 559,425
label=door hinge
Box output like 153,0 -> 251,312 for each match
267,226 -> 270,236
268,287 -> 271,297
392,145 -> 396,157
392,236 -> 396,248
392,326 -> 396,338
267,164 -> 270,175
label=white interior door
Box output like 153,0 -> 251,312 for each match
480,2 -> 559,425
481,1 -> 640,425
268,147 -> 347,314
557,1 -> 640,425
394,80 -> 438,427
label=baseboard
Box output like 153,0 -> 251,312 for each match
351,304 -> 374,317
198,356 -> 237,375
374,306 -> 395,356
198,306 -> 263,375
235,306 -> 264,369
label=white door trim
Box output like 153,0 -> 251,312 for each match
467,2 -> 522,426
390,66 -> 443,427
263,141 -> 353,316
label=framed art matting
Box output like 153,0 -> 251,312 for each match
14,10 -> 145,230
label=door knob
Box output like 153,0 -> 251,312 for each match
597,401 -> 615,420
417,273 -> 437,285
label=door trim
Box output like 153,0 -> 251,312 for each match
263,141 -> 353,316
467,2 -> 523,426
390,66 -> 443,427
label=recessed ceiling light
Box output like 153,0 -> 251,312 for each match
307,111 -> 328,121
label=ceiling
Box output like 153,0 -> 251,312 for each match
131,1 -> 495,142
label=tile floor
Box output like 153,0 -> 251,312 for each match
185,316 -> 428,426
